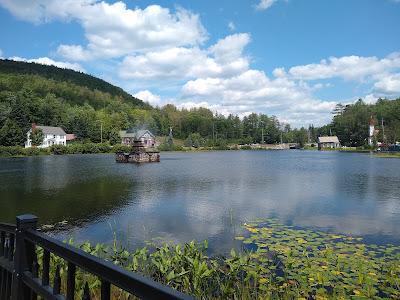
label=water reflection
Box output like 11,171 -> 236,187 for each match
1,151 -> 400,254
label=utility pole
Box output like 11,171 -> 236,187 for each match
261,128 -> 264,144
100,123 -> 103,143
212,123 -> 215,145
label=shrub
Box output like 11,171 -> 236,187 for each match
50,144 -> 69,155
112,144 -> 131,153
24,147 -> 44,156
0,145 -> 25,156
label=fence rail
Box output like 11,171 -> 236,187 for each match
0,215 -> 193,300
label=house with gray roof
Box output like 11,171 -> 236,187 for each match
318,136 -> 340,150
119,129 -> 156,148
25,124 -> 67,148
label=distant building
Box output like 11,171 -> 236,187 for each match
368,116 -> 379,146
25,124 -> 66,148
66,134 -> 76,143
119,129 -> 156,148
318,136 -> 340,150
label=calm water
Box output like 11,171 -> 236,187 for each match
1,151 -> 400,253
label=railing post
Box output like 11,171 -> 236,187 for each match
11,214 -> 38,300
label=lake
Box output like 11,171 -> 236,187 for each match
1,150 -> 399,254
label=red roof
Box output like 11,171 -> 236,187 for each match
66,134 -> 76,141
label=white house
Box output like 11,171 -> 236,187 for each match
119,129 -> 156,148
25,125 -> 67,148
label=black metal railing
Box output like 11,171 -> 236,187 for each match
0,215 -> 193,300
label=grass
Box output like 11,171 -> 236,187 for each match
37,219 -> 400,299
374,152 -> 400,158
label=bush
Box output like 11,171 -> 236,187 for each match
50,144 -> 69,155
240,145 -> 252,150
112,144 -> 131,153
24,147 -> 45,156
0,145 -> 25,156
96,143 -> 112,153
158,143 -> 183,151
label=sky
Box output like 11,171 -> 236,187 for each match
0,0 -> 400,127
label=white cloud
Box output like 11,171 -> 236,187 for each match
288,53 -> 400,81
133,90 -> 162,106
119,33 -> 250,81
228,21 -> 235,31
0,1 -> 207,61
182,69 -> 337,126
0,48 -> 3,58
255,0 -> 277,11
373,73 -> 400,95
8,56 -> 85,72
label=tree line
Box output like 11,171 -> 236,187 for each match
319,98 -> 400,147
0,60 -> 399,148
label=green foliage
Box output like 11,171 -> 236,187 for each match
158,142 -> 184,151
0,145 -> 49,156
0,59 -> 146,108
30,128 -> 44,146
328,98 -> 400,146
34,220 -> 399,299
0,119 -> 25,146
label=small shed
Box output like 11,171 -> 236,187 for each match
318,136 -> 340,150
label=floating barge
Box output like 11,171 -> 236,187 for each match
116,140 -> 160,163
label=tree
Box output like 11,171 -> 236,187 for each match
0,119 -> 25,146
31,128 -> 44,146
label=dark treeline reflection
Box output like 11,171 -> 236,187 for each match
0,155 -> 132,225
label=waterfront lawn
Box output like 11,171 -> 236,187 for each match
39,219 -> 400,299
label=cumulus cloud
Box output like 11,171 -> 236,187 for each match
182,69 -> 337,126
133,90 -> 162,106
0,1 -> 207,61
255,0 -> 277,11
288,53 -> 400,81
119,33 -> 250,81
373,73 -> 400,95
8,56 -> 85,72
0,48 -> 3,58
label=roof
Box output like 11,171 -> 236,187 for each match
66,134 -> 76,141
120,129 -> 155,139
34,126 -> 66,135
318,136 -> 339,143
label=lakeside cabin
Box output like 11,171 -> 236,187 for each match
25,124 -> 67,148
119,129 -> 156,148
318,136 -> 340,150
116,129 -> 160,163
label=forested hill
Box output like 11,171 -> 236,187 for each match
0,59 -> 146,107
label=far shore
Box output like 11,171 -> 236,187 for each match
1,143 -> 399,158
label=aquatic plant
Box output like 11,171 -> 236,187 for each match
36,219 -> 400,299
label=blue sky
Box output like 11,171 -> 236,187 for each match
1,0 -> 400,126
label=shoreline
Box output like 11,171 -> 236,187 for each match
1,144 -> 399,158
